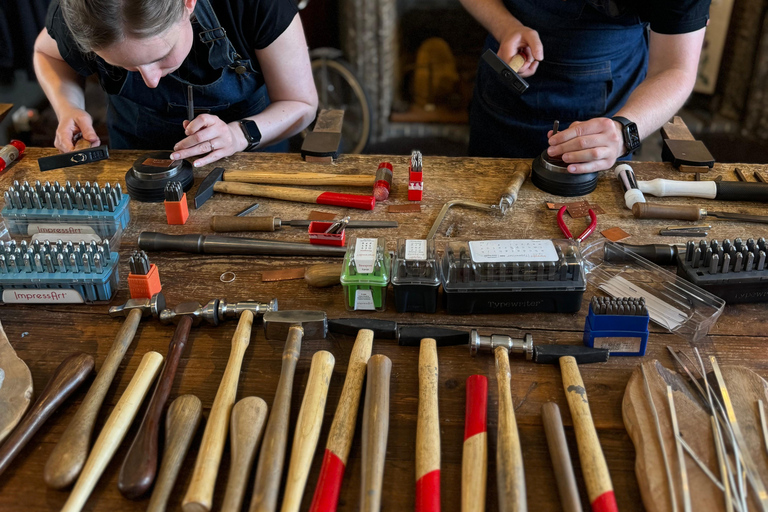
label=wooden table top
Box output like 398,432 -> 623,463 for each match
0,148 -> 766,512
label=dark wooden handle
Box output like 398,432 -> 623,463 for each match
304,263 -> 343,288
118,316 -> 193,499
0,353 -> 94,476
211,216 -> 278,232
541,403 -> 582,512
632,202 -> 704,221
214,181 -> 323,204
360,354 -> 392,512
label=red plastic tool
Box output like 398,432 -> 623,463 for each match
557,206 -> 597,243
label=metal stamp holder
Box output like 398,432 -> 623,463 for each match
391,239 -> 440,313
124,152 -> 194,202
339,237 -> 390,311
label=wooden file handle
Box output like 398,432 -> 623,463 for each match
224,170 -> 375,187
213,181 -> 376,210
495,346 -> 527,512
211,216 -> 279,232
632,202 -> 704,221
61,351 -> 164,512
499,161 -> 531,208
45,307 -> 144,489
250,325 -> 304,512
281,351 -> 336,512
360,354 -> 392,512
0,353 -> 94,476
119,316 -> 193,499
310,329 -> 373,512
147,395 -> 202,512
183,311 -> 255,512
416,338 -> 441,512
221,397 -> 269,512
461,375 -> 488,512
559,356 -> 617,512
304,263 -> 343,288
541,402 -> 583,512
508,54 -> 526,73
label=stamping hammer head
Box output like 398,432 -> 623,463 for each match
194,167 -> 225,208
481,49 -> 529,95
109,292 -> 166,318
263,310 -> 327,341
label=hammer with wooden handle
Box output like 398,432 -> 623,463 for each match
147,395 -> 202,512
221,397 -> 268,512
542,402 -> 583,512
461,375 -> 488,512
559,356 -> 617,512
360,354 -> 392,512
44,293 -> 165,489
309,329 -> 373,512
61,351 -> 164,512
416,338 -> 441,512
119,315 -> 193,499
222,170 -> 375,187
495,346 -> 527,512
281,351 -> 335,512
183,311 -> 255,512
0,353 -> 94,476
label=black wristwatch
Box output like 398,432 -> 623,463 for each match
612,116 -> 641,157
238,119 -> 262,151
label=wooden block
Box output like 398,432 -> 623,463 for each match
660,116 -> 695,141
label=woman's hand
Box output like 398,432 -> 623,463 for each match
546,118 -> 626,174
171,114 -> 247,167
496,23 -> 543,78
55,108 -> 100,152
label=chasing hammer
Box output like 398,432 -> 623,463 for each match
462,375 -> 488,512
495,347 -> 527,512
416,338 -> 441,512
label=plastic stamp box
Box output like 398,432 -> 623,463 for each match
391,239 -> 439,313
340,237 -> 390,312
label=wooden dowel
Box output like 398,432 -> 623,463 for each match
224,170 -> 375,187
221,397 -> 268,512
495,347 -> 526,512
541,402 -> 583,512
360,354 -> 392,512
461,375 -> 488,512
416,338 -> 440,512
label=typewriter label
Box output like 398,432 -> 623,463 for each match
3,289 -> 85,304
469,240 -> 558,263
592,337 -> 641,354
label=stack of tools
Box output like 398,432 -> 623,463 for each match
124,152 -> 194,203
440,239 -> 586,314
340,238 -> 391,311
127,250 -> 162,300
0,238 -> 119,303
583,297 -> 650,356
1,180 -> 130,239
163,181 -> 189,225
391,238 -> 440,313
677,237 -> 768,303
408,150 -> 423,201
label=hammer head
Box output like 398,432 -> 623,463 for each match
263,310 -> 327,341
194,167 -> 225,209
109,293 -> 166,318
481,49 -> 529,95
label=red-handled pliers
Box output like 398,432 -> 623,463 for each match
557,205 -> 597,243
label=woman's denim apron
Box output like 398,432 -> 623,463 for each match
107,0 -> 286,151
468,0 -> 648,158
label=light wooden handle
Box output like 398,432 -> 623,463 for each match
250,325 -> 304,512
508,54 -> 526,73
309,330 -> 373,512
304,263 -> 343,288
495,346 -> 527,512
416,338 -> 440,512
45,307 -> 144,489
461,375 -> 488,512
183,311 -> 255,512
541,403 -> 582,512
214,181 -> 323,204
74,138 -> 92,150
281,350 -> 335,512
224,170 -> 375,187
559,356 -> 616,512
0,353 -> 94,476
360,354 -> 392,512
119,316 -> 193,499
211,216 -> 279,232
147,395 -> 202,512
61,351 -> 164,512
631,202 -> 704,221
500,162 -> 531,205
221,397 -> 269,512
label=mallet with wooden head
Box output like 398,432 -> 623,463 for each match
249,310 -> 328,512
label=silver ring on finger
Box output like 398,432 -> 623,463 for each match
209,140 -> 215,151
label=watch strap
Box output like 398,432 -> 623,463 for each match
239,120 -> 261,151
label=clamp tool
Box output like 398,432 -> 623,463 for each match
557,206 -> 597,243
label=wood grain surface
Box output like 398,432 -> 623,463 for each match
0,149 -> 767,512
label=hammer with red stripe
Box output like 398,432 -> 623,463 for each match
416,338 -> 441,512
462,375 -> 487,512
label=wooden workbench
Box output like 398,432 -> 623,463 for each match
0,148 -> 766,512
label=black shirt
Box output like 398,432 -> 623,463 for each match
586,0 -> 710,34
45,0 -> 298,94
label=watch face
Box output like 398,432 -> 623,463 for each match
240,120 -> 262,149
625,123 -> 641,151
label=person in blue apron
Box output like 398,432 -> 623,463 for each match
461,0 -> 710,174
34,0 -> 318,167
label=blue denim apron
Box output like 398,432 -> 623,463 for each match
107,0 -> 286,151
468,0 -> 648,158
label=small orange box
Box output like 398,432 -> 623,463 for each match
308,221 -> 346,246
128,264 -> 162,299
164,194 -> 189,225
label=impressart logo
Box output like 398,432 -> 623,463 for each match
14,291 -> 69,301
36,227 -> 86,234
488,300 -> 544,309
3,289 -> 84,303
